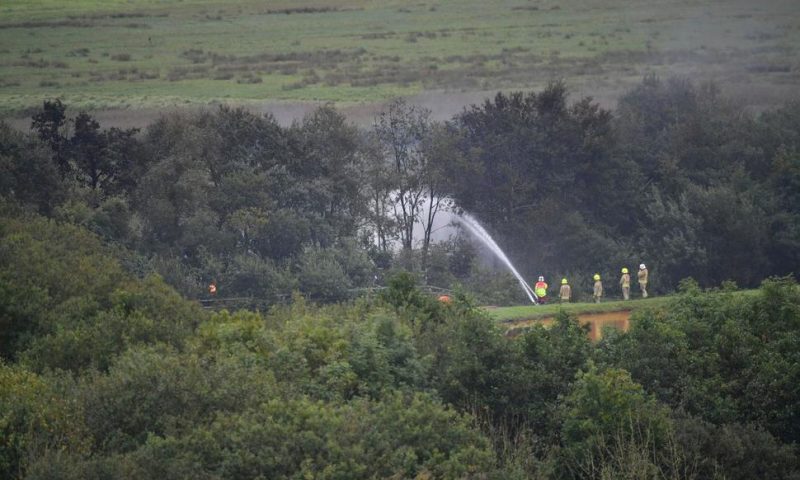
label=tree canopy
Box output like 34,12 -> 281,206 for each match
2,77 -> 800,478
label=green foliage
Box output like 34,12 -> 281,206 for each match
8,77 -> 800,302
297,246 -> 353,302
596,310 -> 688,403
0,363 -> 89,479
554,365 -> 673,479
464,266 -> 531,306
517,313 -> 594,433
4,75 -> 800,479
422,309 -> 592,467
54,194 -> 133,242
102,392 -> 495,480
0,209 -> 203,372
121,106 -> 374,301
30,99 -> 69,175
616,75 -> 790,289
672,415 -> 800,480
78,344 -> 276,455
9,289 -> 498,479
379,270 -> 446,326
20,275 -> 202,372
1,218 -> 800,478
264,300 -> 426,400
221,253 -> 298,305
432,308 -> 518,416
0,214 -> 125,358
0,123 -> 67,215
600,277 -> 800,446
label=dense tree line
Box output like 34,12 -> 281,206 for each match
2,76 -> 800,303
2,77 -> 800,478
1,212 -> 798,478
447,77 -> 800,296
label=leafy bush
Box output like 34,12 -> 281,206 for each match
599,276 -> 800,445
297,245 -> 352,302
78,344 -> 276,454
0,363 -> 89,479
121,393 -> 494,479
553,365 -> 673,479
0,214 -> 126,358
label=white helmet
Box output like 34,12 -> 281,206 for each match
538,276 -> 544,282
640,263 -> 646,269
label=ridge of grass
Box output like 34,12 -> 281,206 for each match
486,289 -> 759,322
486,296 -> 670,322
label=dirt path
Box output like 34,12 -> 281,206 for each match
505,310 -> 631,341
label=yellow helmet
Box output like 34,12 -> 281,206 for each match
561,278 -> 568,285
621,267 -> 629,274
593,274 -> 600,281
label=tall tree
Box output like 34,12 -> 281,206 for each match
0,123 -> 65,214
448,83 -> 619,277
103,126 -> 143,196
374,99 -> 431,250
419,124 -> 456,265
30,99 -> 69,175
361,131 -> 396,252
71,112 -> 108,192
291,105 -> 368,242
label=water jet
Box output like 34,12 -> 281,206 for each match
454,213 -> 538,304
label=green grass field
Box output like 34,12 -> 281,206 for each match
1,0 -> 799,116
486,288 -> 760,323
487,296 -> 671,322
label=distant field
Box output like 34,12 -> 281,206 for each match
1,0 -> 799,117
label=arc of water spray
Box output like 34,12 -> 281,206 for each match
454,213 -> 538,304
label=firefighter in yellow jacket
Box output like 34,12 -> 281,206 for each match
620,267 -> 631,300
559,278 -> 571,303
592,274 -> 603,303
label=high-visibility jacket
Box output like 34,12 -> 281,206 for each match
534,281 -> 548,298
620,274 -> 630,288
593,281 -> 603,297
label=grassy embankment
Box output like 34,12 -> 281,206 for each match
487,288 -> 760,323
1,0 -> 798,115
488,295 -> 669,322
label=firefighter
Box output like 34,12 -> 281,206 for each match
620,267 -> 631,300
534,276 -> 549,304
559,278 -> 571,303
638,263 -> 649,298
593,274 -> 603,303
